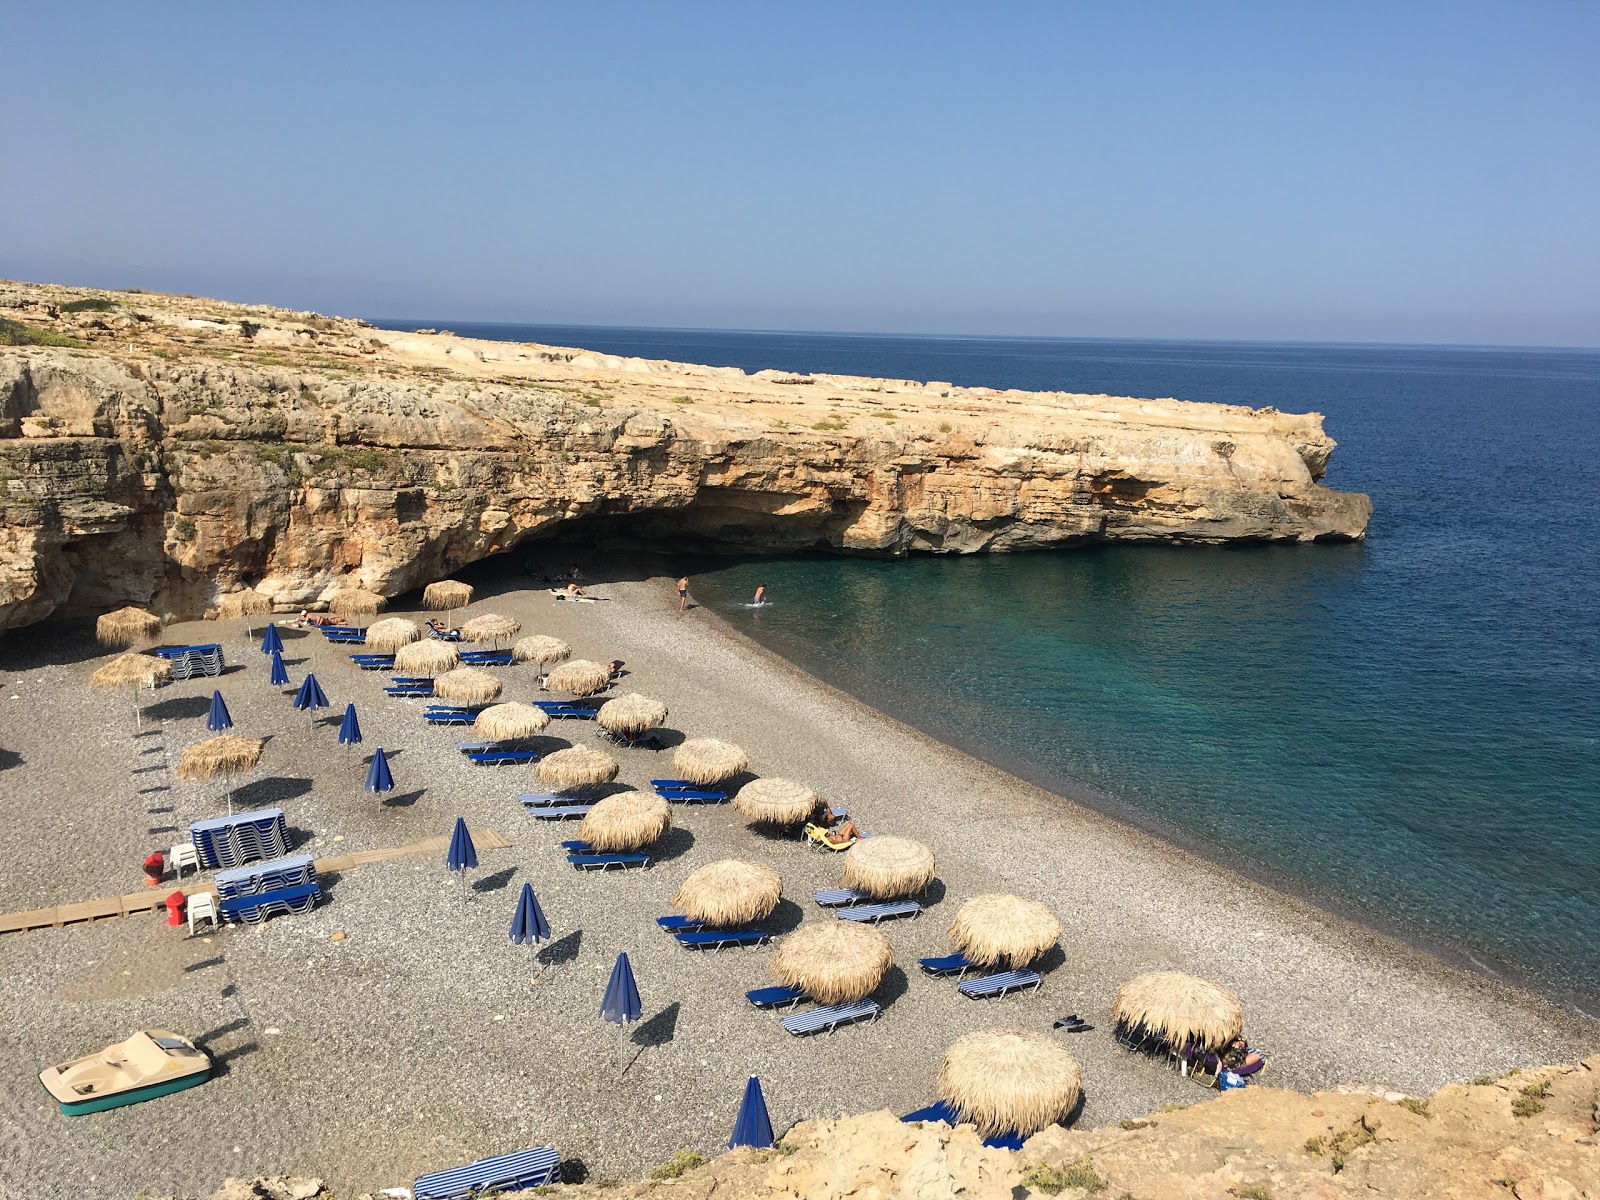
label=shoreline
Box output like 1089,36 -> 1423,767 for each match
674,577 -> 1599,1027
690,593 -> 1598,1018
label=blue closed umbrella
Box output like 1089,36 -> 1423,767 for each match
206,690 -> 233,733
447,816 -> 477,903
339,703 -> 362,754
269,648 -> 290,688
601,951 -> 642,1073
260,622 -> 283,656
365,746 -> 394,795
510,882 -> 552,969
292,672 -> 330,725
729,1076 -> 774,1149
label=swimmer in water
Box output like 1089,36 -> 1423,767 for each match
753,584 -> 766,607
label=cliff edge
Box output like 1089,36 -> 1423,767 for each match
0,281 -> 1372,631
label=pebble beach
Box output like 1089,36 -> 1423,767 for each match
0,561 -> 1593,1199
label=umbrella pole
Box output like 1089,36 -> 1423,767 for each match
618,1020 -> 626,1075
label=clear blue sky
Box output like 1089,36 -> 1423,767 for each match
4,2 -> 1596,345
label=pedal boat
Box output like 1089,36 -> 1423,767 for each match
40,1030 -> 211,1115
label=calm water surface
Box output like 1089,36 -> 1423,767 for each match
384,320 -> 1600,1006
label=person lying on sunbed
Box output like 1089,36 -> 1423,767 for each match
607,659 -> 625,679
298,610 -> 339,626
426,617 -> 462,639
820,804 -> 865,846
1221,1035 -> 1265,1078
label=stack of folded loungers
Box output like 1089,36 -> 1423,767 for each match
214,853 -> 320,926
188,807 -> 288,870
156,643 -> 226,680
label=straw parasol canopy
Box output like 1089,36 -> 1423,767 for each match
673,860 -> 782,927
473,701 -> 550,741
95,606 -> 161,647
545,659 -> 612,696
841,836 -> 936,899
461,613 -> 521,645
1111,971 -> 1245,1054
512,635 -> 571,668
176,733 -> 264,781
733,777 -> 820,826
579,790 -> 671,852
938,1030 -> 1083,1138
423,580 -> 474,611
394,640 -> 460,676
432,666 -> 502,706
89,652 -> 172,691
772,922 -> 892,1005
216,590 -> 271,620
328,588 -> 386,618
536,746 -> 620,792
597,693 -> 669,739
672,738 -> 749,787
364,617 -> 422,654
947,895 -> 1062,969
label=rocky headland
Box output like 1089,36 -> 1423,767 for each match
0,280 -> 1371,632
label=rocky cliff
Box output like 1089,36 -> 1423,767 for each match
0,281 -> 1371,632
181,1059 -> 1598,1199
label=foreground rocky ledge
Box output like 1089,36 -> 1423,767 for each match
0,281 -> 1371,631
174,1059 -> 1596,1199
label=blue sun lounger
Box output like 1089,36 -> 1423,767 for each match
528,804 -> 593,820
656,914 -> 702,931
392,676 -> 433,687
541,707 -> 597,721
813,887 -> 870,907
747,984 -> 808,1010
457,740 -> 526,753
350,654 -> 395,669
520,793 -> 569,807
661,789 -> 728,804
425,711 -> 477,725
651,778 -> 698,791
385,685 -> 433,697
466,749 -> 540,766
901,1101 -> 1025,1150
413,1146 -> 561,1200
920,952 -> 975,977
837,900 -> 922,924
782,999 -> 880,1036
562,839 -> 594,852
674,928 -> 769,951
568,852 -> 649,871
958,969 -> 1043,1000
458,650 -> 513,666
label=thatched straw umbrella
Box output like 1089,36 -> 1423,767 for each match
512,635 -> 571,672
673,860 -> 781,927
579,790 -> 671,852
89,652 -> 173,727
597,693 -> 669,740
672,738 -> 748,787
432,666 -> 502,706
772,922 -> 892,1005
95,606 -> 161,647
461,613 -> 521,647
938,1030 -> 1082,1138
216,589 -> 272,638
947,895 -> 1062,969
329,588 -> 386,626
473,701 -> 550,741
364,617 -> 422,654
841,835 -> 936,899
177,733 -> 264,814
394,640 -> 460,676
1111,971 -> 1244,1054
545,659 -> 611,697
423,579 -> 474,613
536,746 -> 619,794
733,777 -> 819,827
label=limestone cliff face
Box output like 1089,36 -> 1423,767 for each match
0,281 -> 1371,632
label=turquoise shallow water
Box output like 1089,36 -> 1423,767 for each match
388,321 -> 1600,1006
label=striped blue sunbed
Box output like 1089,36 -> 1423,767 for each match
813,887 -> 870,907
958,969 -> 1043,1000
674,928 -> 769,951
837,900 -> 922,924
413,1145 -> 561,1200
528,805 -> 593,820
519,793 -> 568,807
782,999 -> 880,1036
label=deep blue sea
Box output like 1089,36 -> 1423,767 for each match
382,321 -> 1600,1007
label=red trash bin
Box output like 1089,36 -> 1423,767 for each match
164,890 -> 187,927
143,851 -> 165,887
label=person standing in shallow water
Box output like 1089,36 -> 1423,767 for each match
677,576 -> 689,614
753,584 -> 766,607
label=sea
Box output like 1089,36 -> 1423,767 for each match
378,320 -> 1600,1009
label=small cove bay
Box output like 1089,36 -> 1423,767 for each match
398,321 -> 1600,1007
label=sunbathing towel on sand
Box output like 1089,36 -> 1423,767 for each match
549,589 -> 608,603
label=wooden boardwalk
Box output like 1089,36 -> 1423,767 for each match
0,828 -> 512,936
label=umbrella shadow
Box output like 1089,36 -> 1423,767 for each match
381,788 -> 425,809
872,964 -> 912,1012
649,727 -> 686,751
233,776 -> 313,807
282,656 -> 311,667
917,878 -> 948,908
557,1160 -> 590,1185
761,897 -> 806,936
275,627 -> 310,641
144,695 -> 212,722
537,929 -> 582,967
1032,943 -> 1067,976
650,827 -> 696,864
362,748 -> 407,763
472,866 -> 518,894
631,1001 -> 680,1051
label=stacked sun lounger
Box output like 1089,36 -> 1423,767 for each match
214,853 -> 319,925
413,1146 -> 561,1200
189,807 -> 288,870
156,643 -> 226,679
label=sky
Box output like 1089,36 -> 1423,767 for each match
3,2 -> 1597,346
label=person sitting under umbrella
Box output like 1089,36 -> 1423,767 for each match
426,617 -> 462,640
819,804 -> 865,846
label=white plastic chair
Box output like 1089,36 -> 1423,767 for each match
187,891 -> 218,935
169,842 -> 200,879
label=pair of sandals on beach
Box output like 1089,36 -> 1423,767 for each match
1054,1014 -> 1094,1033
